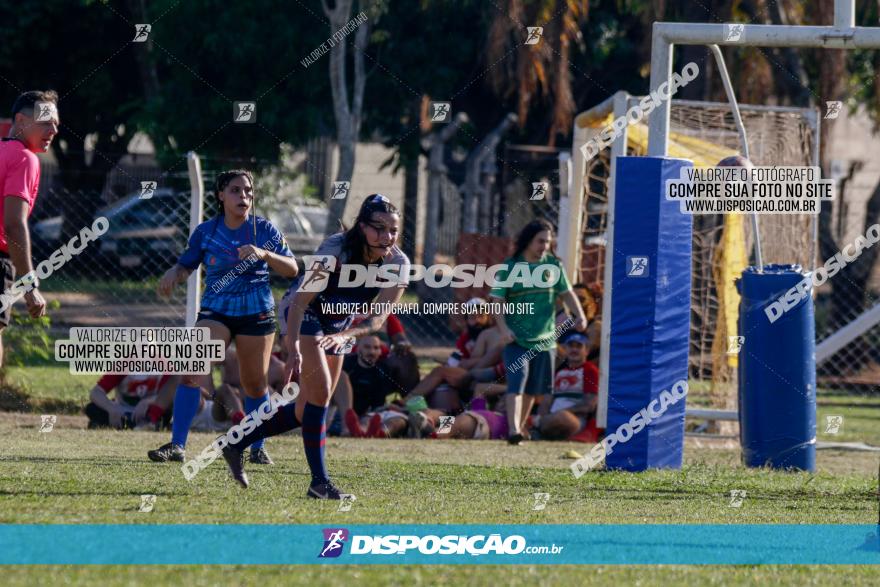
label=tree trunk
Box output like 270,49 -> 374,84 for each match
322,0 -> 371,237
124,0 -> 161,101
402,145 -> 419,264
765,0 -> 811,106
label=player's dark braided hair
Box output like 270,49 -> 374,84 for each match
214,169 -> 254,215
341,194 -> 399,265
512,218 -> 558,259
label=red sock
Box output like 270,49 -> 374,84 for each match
345,409 -> 365,438
147,404 -> 165,424
366,414 -> 386,438
231,411 -> 245,425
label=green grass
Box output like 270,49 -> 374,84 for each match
1,564 -> 878,587
4,422 -> 875,525
0,366 -> 94,413
816,394 -> 880,445
1,355 -> 877,583
0,416 -> 876,582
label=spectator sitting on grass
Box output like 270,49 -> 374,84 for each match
144,343 -> 286,430
534,332 -> 598,440
85,373 -> 178,430
345,398 -> 446,439
401,299 -> 505,411
436,393 -> 510,440
349,313 -> 421,393
146,366 -> 252,434
334,335 -> 401,435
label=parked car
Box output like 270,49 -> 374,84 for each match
32,214 -> 63,244
33,191 -> 331,276
31,214 -> 64,261
97,190 -> 190,275
267,204 -> 329,257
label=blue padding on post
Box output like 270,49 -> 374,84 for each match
737,265 -> 816,471
605,157 -> 692,472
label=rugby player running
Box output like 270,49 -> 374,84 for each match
148,170 -> 298,465
218,194 -> 409,499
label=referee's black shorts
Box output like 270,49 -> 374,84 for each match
0,251 -> 14,328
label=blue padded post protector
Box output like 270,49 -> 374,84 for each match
605,156 -> 692,472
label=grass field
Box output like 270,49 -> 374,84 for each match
1,564 -> 878,586
1,353 -> 878,584
0,408 -> 877,584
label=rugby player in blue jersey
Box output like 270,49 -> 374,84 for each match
148,170 -> 298,465
218,194 -> 409,499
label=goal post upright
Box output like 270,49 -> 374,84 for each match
596,92 -> 630,429
185,152 -> 204,328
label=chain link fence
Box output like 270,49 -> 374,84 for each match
815,176 -> 880,389
35,158 -> 193,338
576,98 -> 880,401
499,144 -> 564,239
28,152 -> 467,351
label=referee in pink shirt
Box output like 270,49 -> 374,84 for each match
0,90 -> 58,365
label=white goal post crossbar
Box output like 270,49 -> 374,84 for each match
648,0 -> 866,156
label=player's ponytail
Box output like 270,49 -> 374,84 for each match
342,194 -> 399,265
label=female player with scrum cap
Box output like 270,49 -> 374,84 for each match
148,170 -> 298,465
219,194 -> 409,499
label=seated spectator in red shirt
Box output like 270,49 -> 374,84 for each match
85,373 -> 178,429
453,298 -> 493,362
536,332 -> 598,440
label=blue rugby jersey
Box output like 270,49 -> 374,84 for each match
177,215 -> 294,317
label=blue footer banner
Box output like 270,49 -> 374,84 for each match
0,524 -> 878,564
